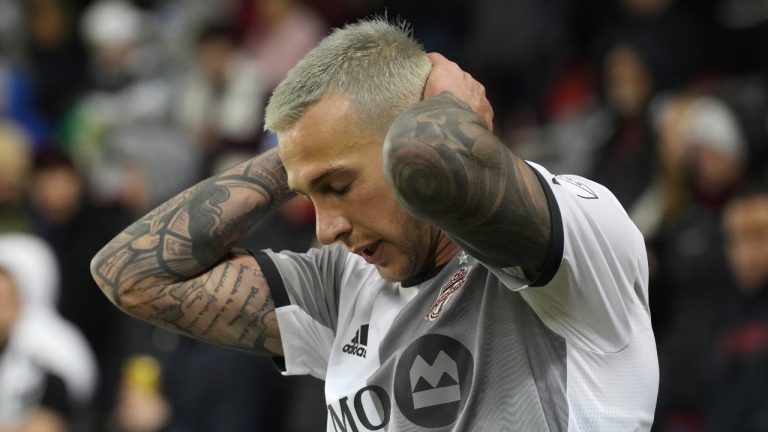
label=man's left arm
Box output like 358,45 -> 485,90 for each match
383,90 -> 551,280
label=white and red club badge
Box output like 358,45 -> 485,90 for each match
425,251 -> 470,322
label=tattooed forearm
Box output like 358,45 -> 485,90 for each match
91,149 -> 290,355
383,91 -> 551,278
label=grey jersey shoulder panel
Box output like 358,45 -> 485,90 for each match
261,244 -> 349,332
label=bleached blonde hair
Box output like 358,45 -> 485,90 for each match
264,18 -> 431,134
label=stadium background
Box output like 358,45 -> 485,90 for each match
0,0 -> 767,430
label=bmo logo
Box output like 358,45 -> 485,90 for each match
327,335 -> 474,431
409,351 -> 461,409
394,334 -> 474,428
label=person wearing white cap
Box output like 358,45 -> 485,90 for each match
80,0 -> 144,84
683,95 -> 747,202
0,234 -> 97,431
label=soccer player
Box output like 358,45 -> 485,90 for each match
92,19 -> 659,431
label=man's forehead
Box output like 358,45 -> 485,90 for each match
277,94 -> 384,184
277,126 -> 351,174
277,94 -> 356,153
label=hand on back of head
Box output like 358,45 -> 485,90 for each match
424,53 -> 494,131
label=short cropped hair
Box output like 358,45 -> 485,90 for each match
264,18 -> 431,134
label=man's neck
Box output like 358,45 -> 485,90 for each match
400,233 -> 460,288
432,234 -> 461,268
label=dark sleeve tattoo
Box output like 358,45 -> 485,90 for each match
383,91 -> 551,279
91,148 -> 291,356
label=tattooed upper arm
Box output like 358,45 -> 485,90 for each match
91,148 -> 289,355
383,91 -> 551,279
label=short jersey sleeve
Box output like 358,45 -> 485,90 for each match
488,162 -> 651,354
251,244 -> 349,378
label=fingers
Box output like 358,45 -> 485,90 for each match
426,52 -> 449,66
425,52 -> 494,131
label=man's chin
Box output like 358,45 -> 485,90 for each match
367,244 -> 424,282
374,263 -> 404,282
373,261 -> 413,283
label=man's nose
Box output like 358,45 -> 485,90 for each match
315,205 -> 352,245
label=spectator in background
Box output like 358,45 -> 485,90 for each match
0,233 -> 96,432
23,0 -> 90,133
511,0 -> 710,198
65,0 -> 200,212
684,96 -> 747,212
464,0 -> 568,133
588,0 -> 708,211
0,267 -> 70,432
630,93 -> 696,240
591,42 -> 657,209
0,0 -> 23,58
174,22 -> 266,174
79,0 -> 157,91
28,149 -> 134,431
649,94 -> 749,430
0,0 -> 48,149
632,94 -> 747,242
0,52 -> 50,150
142,0 -> 232,71
597,0 -> 705,91
240,0 -> 326,89
716,0 -> 768,79
706,180 -> 768,431
0,123 -> 32,233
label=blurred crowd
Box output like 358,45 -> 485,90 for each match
0,0 -> 766,431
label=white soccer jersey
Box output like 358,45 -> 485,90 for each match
253,162 -> 659,431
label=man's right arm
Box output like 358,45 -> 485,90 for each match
90,148 -> 292,356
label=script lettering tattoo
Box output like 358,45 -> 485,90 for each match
91,149 -> 291,355
384,91 -> 551,279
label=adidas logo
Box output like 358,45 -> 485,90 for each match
342,324 -> 369,358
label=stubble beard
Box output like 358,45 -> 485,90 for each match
375,217 -> 439,283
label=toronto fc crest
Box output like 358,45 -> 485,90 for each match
426,252 -> 470,321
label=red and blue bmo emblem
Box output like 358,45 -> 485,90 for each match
426,253 -> 470,321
